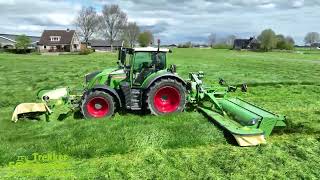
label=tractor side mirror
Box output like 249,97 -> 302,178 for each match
169,64 -> 177,73
120,50 -> 126,65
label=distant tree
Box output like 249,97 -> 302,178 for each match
276,34 -> 287,50
123,22 -> 140,48
286,36 -> 295,45
258,29 -> 277,51
185,41 -> 192,48
304,32 -> 320,47
178,41 -> 193,48
275,34 -> 295,50
15,35 -> 31,53
138,31 -> 154,47
100,4 -> 127,51
225,35 -> 237,46
285,36 -> 295,50
75,6 -> 99,43
208,33 -> 216,48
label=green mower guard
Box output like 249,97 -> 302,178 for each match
188,72 -> 286,146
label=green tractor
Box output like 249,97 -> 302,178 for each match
81,47 -> 187,118
12,44 -> 286,146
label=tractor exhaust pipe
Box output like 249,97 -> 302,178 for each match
157,39 -> 160,52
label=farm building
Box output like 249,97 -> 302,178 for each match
233,37 -> 260,50
0,34 -> 40,49
38,29 -> 81,53
311,43 -> 320,48
88,39 -> 123,52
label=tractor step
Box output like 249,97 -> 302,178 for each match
120,83 -> 142,110
130,89 -> 142,110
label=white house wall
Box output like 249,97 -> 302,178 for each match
70,33 -> 81,52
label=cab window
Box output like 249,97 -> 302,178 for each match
152,52 -> 166,69
133,52 -> 151,72
133,52 -> 166,72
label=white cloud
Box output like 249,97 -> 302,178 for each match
0,0 -> 15,5
258,3 -> 276,9
1,0 -> 320,44
0,0 -> 81,35
292,0 -> 304,8
93,0 -> 320,44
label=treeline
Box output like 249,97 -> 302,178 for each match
75,5 -> 154,49
178,34 -> 235,49
204,29 -> 295,51
254,29 -> 320,51
257,29 -> 295,51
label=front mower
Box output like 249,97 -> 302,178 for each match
12,45 -> 286,146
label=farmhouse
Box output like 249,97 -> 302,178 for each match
0,34 -> 40,49
88,39 -> 123,52
38,29 -> 80,52
233,37 -> 260,50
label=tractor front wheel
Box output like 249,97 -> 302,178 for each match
81,91 -> 115,119
146,79 -> 186,115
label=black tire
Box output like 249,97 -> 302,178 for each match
146,78 -> 186,115
81,90 -> 115,119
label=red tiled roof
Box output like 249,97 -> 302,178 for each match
39,30 -> 76,45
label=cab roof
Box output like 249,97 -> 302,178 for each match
133,47 -> 170,52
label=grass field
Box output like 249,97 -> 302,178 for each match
0,49 -> 319,179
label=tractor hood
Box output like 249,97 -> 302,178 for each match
85,67 -> 124,89
85,68 -> 116,83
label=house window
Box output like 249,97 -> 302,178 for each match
44,46 -> 46,49
50,36 -> 61,42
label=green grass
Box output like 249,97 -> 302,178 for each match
0,49 -> 320,179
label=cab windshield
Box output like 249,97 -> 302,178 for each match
133,52 -> 166,72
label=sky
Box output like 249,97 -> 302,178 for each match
0,0 -> 319,45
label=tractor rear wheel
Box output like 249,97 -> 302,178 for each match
81,91 -> 115,119
146,79 -> 186,115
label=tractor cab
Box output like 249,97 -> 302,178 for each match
118,47 -> 171,86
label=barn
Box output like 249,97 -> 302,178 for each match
233,37 -> 260,50
88,40 -> 123,52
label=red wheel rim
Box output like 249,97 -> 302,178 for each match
86,97 -> 109,118
153,86 -> 181,113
